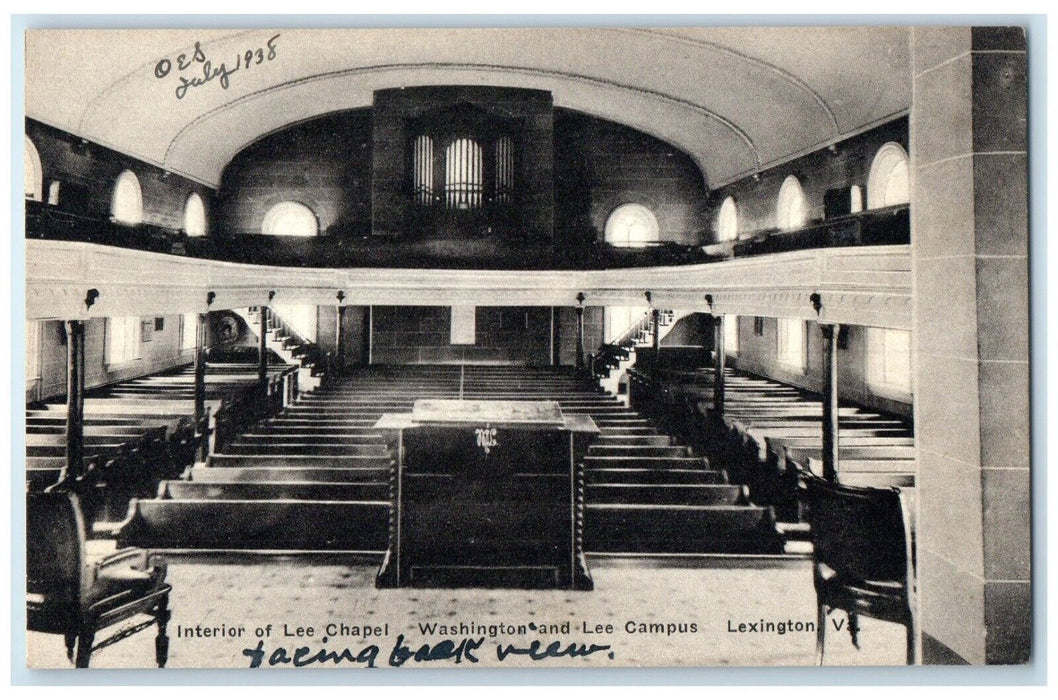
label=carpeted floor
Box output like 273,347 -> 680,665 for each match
26,553 -> 908,669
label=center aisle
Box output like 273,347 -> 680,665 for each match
118,366 -> 784,556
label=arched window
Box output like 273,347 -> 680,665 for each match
716,196 -> 738,242
25,137 -> 43,201
605,204 -> 659,248
444,138 -> 483,209
261,201 -> 318,237
184,193 -> 207,237
867,142 -> 911,209
111,170 -> 143,225
776,175 -> 807,231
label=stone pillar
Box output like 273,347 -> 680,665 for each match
64,320 -> 85,481
911,26 -> 1029,664
712,315 -> 725,414
819,323 -> 840,483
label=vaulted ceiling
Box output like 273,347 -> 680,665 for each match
25,26 -> 910,189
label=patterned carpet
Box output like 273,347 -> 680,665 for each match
26,553 -> 907,669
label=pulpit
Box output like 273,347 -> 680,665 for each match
374,399 -> 597,589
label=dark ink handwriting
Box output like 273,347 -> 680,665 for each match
242,639 -> 380,668
496,639 -> 614,662
156,34 -> 280,99
388,634 -> 484,666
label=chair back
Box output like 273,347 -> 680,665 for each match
27,491 -> 88,611
804,475 -> 907,584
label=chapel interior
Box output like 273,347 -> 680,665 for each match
22,26 -> 1031,668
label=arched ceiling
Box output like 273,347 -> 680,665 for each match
25,26 -> 910,189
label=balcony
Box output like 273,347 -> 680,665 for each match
25,199 -> 909,271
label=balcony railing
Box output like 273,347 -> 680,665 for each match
25,199 -> 909,270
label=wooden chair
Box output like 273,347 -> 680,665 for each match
27,490 -> 171,667
803,475 -> 918,665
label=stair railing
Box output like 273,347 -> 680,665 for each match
588,310 -> 655,379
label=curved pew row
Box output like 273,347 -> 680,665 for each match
118,365 -> 785,555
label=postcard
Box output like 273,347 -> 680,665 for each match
21,23 -> 1033,670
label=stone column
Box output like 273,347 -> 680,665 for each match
911,26 -> 1029,664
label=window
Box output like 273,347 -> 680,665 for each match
261,202 -> 318,237
26,321 -> 41,379
867,142 -> 910,209
605,204 -> 659,248
25,136 -> 43,201
107,316 -> 141,364
181,312 -> 198,351
753,317 -> 765,336
47,181 -> 60,206
184,193 -> 207,236
112,170 -> 143,225
723,315 -> 739,355
777,318 -> 806,371
444,138 -> 484,210
412,135 -> 434,205
717,196 -> 738,242
867,327 -> 912,397
776,175 -> 807,231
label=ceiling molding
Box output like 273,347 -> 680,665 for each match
621,28 -> 840,135
162,61 -> 759,180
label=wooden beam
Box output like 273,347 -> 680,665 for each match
820,323 -> 841,482
64,320 -> 85,481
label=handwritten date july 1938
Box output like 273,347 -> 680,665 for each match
154,34 -> 280,100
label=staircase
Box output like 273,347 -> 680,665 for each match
591,310 -> 679,398
118,365 -> 783,556
233,307 -> 322,393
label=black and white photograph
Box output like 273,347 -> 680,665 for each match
18,22 -> 1035,670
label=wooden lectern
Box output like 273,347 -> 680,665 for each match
374,399 -> 597,589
